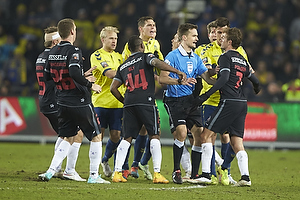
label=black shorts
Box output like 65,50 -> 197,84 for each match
123,105 -> 160,139
58,104 -> 101,141
164,94 -> 202,133
43,112 -> 59,135
205,99 -> 247,138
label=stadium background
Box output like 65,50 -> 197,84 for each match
0,0 -> 300,148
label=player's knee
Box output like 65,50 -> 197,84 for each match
110,131 -> 121,143
91,134 -> 101,142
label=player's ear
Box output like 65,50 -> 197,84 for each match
138,26 -> 143,34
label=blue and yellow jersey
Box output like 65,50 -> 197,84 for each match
122,38 -> 163,75
197,41 -> 251,106
90,48 -> 125,108
194,44 -> 207,57
122,38 -> 164,61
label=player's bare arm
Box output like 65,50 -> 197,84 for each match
110,79 -> 124,104
84,66 -> 97,82
159,70 -> 196,87
104,69 -> 117,79
91,84 -> 101,93
151,58 -> 187,81
201,71 -> 216,85
84,66 -> 96,77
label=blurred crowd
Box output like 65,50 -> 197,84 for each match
0,0 -> 300,102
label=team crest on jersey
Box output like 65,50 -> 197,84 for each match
187,61 -> 193,74
72,53 -> 79,60
148,54 -> 155,58
202,57 -> 208,64
101,61 -> 108,67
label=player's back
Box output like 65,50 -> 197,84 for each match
47,41 -> 91,107
218,50 -> 251,100
36,48 -> 58,113
116,52 -> 157,106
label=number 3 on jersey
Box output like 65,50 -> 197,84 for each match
126,69 -> 148,92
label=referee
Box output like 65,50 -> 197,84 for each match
160,23 -> 215,184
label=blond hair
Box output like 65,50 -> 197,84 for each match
100,26 -> 119,39
44,26 -> 59,48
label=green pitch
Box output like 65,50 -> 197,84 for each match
0,142 -> 299,199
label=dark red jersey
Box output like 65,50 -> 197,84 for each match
45,41 -> 92,107
36,48 -> 58,114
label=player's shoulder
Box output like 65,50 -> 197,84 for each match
112,50 -> 122,56
91,48 -> 101,56
195,43 -> 207,55
145,52 -> 156,59
67,44 -> 80,51
236,46 -> 246,55
65,45 -> 81,56
122,43 -> 130,56
38,49 -> 49,58
91,49 -> 106,61
123,42 -> 129,50
200,42 -> 214,55
151,38 -> 161,45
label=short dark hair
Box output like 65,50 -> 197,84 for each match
137,16 -> 154,27
57,18 -> 74,39
225,27 -> 242,49
177,23 -> 198,42
215,17 -> 230,28
128,35 -> 143,52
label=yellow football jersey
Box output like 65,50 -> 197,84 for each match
122,38 -> 163,75
122,38 -> 164,61
90,48 -> 125,108
194,44 -> 207,58
197,41 -> 251,106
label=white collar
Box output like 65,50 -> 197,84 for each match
178,45 -> 194,57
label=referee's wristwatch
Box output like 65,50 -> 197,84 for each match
177,78 -> 182,85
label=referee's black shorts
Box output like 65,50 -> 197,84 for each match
205,99 -> 247,138
164,94 -> 202,133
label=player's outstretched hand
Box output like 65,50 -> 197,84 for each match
182,78 -> 197,87
84,66 -> 97,77
92,83 -> 101,93
176,71 -> 187,82
86,75 -> 96,83
85,66 -> 97,82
